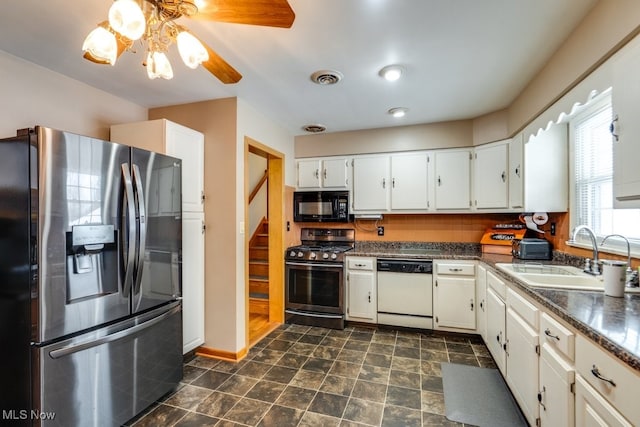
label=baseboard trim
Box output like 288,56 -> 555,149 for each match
196,345 -> 248,362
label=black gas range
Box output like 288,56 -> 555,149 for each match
284,228 -> 355,329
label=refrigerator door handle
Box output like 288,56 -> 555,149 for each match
132,163 -> 147,296
49,305 -> 180,359
121,164 -> 137,297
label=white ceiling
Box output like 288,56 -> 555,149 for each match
0,0 -> 598,135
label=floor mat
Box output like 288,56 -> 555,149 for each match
441,362 -> 528,427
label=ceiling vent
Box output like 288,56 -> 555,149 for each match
310,70 -> 343,85
302,124 -> 327,133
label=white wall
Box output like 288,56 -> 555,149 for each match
0,51 -> 147,139
248,153 -> 268,237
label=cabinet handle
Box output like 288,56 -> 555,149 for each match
437,176 -> 442,186
537,386 -> 546,410
392,178 -> 395,188
480,300 -> 484,310
449,268 -> 463,272
382,178 -> 386,189
355,263 -> 366,267
610,114 -> 619,142
314,169 -> 319,178
515,165 -> 521,178
323,169 -> 327,179
591,365 -> 616,387
544,328 -> 560,341
501,171 -> 506,182
368,292 -> 371,303
470,299 -> 474,311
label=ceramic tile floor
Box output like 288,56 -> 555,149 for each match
128,324 -> 497,427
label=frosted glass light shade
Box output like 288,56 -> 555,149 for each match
177,31 -> 209,68
82,26 -> 118,65
109,0 -> 146,40
146,51 -> 174,80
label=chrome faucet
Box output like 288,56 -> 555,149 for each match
568,225 -> 600,275
600,234 -> 634,285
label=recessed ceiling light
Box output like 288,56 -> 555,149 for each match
379,65 -> 403,82
310,70 -> 343,85
302,124 -> 327,133
388,107 -> 408,118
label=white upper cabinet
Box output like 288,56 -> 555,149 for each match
111,119 -> 205,213
434,148 -> 472,210
390,152 -> 429,210
509,133 -> 524,209
352,155 -> 390,211
523,123 -> 569,212
296,157 -> 350,190
612,36 -> 640,208
473,140 -> 509,209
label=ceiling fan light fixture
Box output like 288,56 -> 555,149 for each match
108,0 -> 146,41
82,25 -> 118,65
388,107 -> 408,118
146,51 -> 174,80
177,30 -> 209,69
379,65 -> 403,82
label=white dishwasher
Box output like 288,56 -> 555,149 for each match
377,259 -> 433,329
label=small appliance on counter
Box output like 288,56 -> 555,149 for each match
480,223 -> 526,255
512,238 -> 553,260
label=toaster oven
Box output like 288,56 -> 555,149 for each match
512,238 -> 552,260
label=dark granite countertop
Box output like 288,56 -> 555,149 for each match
350,242 -> 640,373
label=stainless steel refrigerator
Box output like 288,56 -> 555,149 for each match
0,126 -> 183,426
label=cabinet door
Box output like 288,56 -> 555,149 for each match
297,159 -> 322,188
486,287 -> 506,374
506,307 -> 540,426
346,270 -> 376,322
165,121 -> 204,212
182,212 -> 205,354
322,158 -> 349,189
352,155 -> 389,211
476,264 -> 488,341
474,141 -> 509,209
434,149 -> 471,210
612,36 -> 640,207
539,345 -> 575,427
390,152 -> 429,210
575,375 -> 633,427
509,133 -> 524,209
434,277 -> 476,330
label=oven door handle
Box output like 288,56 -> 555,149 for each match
286,262 -> 344,268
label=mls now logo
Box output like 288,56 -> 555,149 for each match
2,410 -> 56,420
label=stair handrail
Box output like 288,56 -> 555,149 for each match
249,169 -> 268,204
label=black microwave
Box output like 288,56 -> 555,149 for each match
293,191 -> 351,222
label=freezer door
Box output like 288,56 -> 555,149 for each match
131,148 -> 182,313
35,303 -> 182,427
37,127 -> 131,343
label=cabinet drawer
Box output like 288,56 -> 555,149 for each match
487,270 -> 506,300
575,335 -> 640,425
436,263 -> 475,276
346,257 -> 374,271
540,312 -> 575,361
506,288 -> 538,330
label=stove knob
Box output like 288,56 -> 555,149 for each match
289,251 -> 297,257
331,253 -> 338,260
322,253 -> 330,259
310,252 -> 317,259
297,252 -> 304,258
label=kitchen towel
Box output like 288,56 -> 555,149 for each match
441,362 -> 527,427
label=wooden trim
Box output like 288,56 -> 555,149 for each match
249,169 -> 268,204
195,345 -> 248,362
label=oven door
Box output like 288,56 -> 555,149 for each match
285,261 -> 344,314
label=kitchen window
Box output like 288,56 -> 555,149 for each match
569,90 -> 640,256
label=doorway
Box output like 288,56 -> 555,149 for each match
245,137 -> 285,347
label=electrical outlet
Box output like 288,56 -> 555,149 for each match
377,226 -> 384,236
550,222 -> 556,236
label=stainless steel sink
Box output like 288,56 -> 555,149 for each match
495,263 -> 640,292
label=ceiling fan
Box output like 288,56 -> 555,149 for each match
82,0 -> 295,83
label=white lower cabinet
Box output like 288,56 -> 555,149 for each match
575,375 -> 632,427
539,344 -> 575,427
433,262 -> 476,331
345,257 -> 377,323
486,271 -> 507,375
182,211 -> 205,354
476,263 -> 487,341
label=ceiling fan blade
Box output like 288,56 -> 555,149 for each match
196,0 -> 295,28
196,35 -> 243,84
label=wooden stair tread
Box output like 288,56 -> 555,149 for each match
249,275 -> 269,281
249,260 -> 269,265
249,293 -> 269,299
